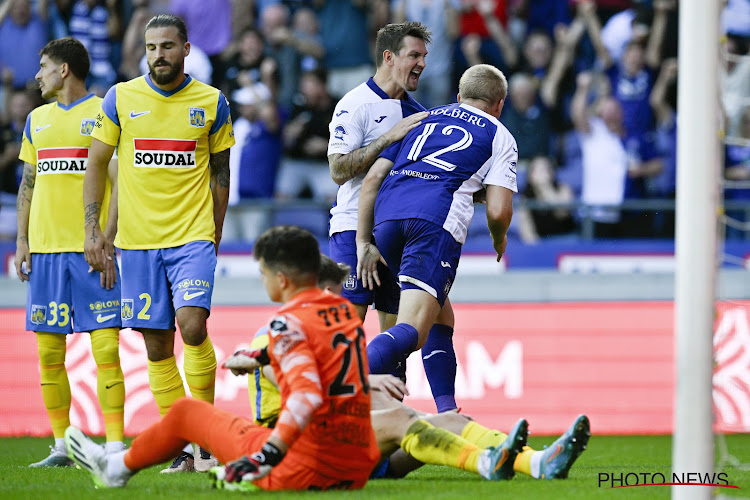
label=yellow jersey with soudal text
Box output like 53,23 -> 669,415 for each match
93,74 -> 234,249
19,93 -> 112,253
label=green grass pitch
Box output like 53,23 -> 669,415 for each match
1,435 -> 748,499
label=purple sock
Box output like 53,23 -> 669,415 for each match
367,323 -> 419,374
422,324 -> 457,412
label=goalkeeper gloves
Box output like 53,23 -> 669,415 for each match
221,347 -> 271,375
224,442 -> 284,482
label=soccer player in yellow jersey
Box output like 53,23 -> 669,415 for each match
14,37 -> 125,467
83,14 -> 234,473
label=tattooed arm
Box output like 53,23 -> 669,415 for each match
210,148 -> 230,254
83,138 -> 116,272
14,163 -> 36,281
328,111 -> 428,185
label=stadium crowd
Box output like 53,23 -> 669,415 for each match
0,0 -> 749,242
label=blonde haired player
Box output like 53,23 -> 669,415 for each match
15,37 -> 125,466
82,14 -> 234,472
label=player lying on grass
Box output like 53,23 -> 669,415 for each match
224,255 -> 590,482
63,226 -> 520,490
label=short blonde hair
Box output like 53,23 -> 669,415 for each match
458,64 -> 508,105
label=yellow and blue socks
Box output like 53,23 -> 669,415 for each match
147,356 -> 186,416
401,419 -> 485,475
182,336 -> 217,404
36,332 -> 70,440
90,328 -> 125,444
461,420 -> 539,477
422,324 -> 457,412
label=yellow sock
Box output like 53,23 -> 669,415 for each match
461,420 -> 507,448
514,447 -> 536,477
36,332 -> 70,439
401,420 -> 484,475
90,328 -> 125,442
183,336 -> 216,404
461,421 -> 538,476
147,356 -> 186,416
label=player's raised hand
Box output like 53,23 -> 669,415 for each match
384,111 -> 429,144
356,241 -> 386,290
221,348 -> 270,376
14,237 -> 31,282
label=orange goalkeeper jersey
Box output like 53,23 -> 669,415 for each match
265,288 -> 379,480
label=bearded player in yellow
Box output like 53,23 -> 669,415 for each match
83,14 -> 234,472
15,37 -> 125,467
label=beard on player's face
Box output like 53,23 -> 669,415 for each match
149,58 -> 182,85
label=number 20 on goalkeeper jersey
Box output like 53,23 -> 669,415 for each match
92,74 -> 234,249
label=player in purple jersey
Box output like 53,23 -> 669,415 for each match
356,64 -> 518,381
327,22 -> 465,413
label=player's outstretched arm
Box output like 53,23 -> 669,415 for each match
83,138 -> 116,273
14,163 -> 36,282
356,157 -> 393,289
329,111 -> 428,185
209,148 -> 230,255
485,185 -> 514,262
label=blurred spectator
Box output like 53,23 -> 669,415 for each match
517,155 -> 576,244
68,0 -> 120,94
512,0 -> 572,40
724,107 -> 750,240
316,0 -> 375,99
290,7 -> 324,72
457,0 -> 512,78
118,1 -> 149,80
722,35 -> 750,137
0,0 -> 48,90
586,0 -> 671,140
0,89 -> 35,239
260,3 -> 324,110
722,0 -> 750,39
169,0 -> 231,74
572,71 -> 628,237
648,57 -> 676,199
392,0 -> 459,108
276,68 -> 337,201
223,82 -> 282,242
500,73 -> 551,161
219,28 -> 277,106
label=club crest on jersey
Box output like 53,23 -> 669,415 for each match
189,107 -> 206,128
344,274 -> 357,291
334,124 -> 347,140
133,138 -> 197,168
121,299 -> 134,320
80,118 -> 95,136
30,305 -> 47,325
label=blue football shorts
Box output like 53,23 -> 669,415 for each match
373,218 -> 462,307
26,252 -> 122,333
328,230 -> 400,314
119,240 -> 216,330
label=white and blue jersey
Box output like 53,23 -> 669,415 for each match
327,78 -> 423,310
373,102 -> 518,306
376,102 -> 518,244
327,77 -> 425,236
